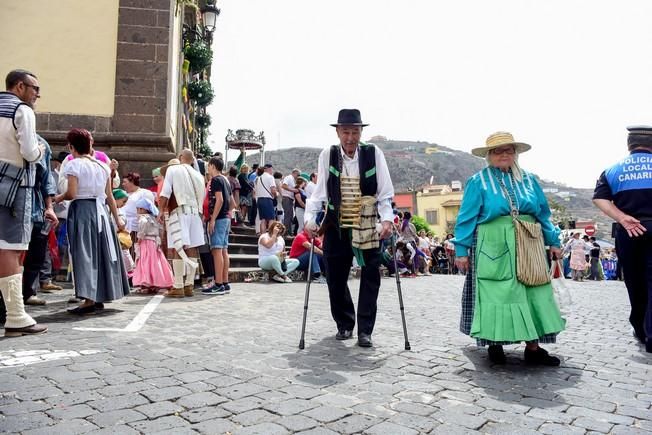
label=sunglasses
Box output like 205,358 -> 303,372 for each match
490,147 -> 516,155
22,82 -> 40,93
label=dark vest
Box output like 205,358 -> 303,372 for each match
323,143 -> 377,230
0,92 -> 27,129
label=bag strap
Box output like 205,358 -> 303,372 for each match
257,175 -> 273,198
495,173 -> 519,218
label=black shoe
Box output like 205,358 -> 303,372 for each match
524,346 -> 560,366
633,330 -> 646,344
335,329 -> 353,340
94,303 -> 104,310
67,305 -> 96,315
357,333 -> 373,348
488,345 -> 506,364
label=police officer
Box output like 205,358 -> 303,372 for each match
593,126 -> 652,353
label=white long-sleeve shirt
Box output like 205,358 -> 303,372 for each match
304,144 -> 394,226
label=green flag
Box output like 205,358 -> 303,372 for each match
234,151 -> 246,170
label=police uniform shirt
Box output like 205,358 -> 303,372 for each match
593,149 -> 652,218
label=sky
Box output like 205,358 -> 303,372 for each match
207,1 -> 652,188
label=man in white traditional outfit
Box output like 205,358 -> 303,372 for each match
305,109 -> 394,348
158,149 -> 206,298
0,70 -> 49,336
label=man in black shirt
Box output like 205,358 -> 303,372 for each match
593,126 -> 652,352
205,157 -> 234,295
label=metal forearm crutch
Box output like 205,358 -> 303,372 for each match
298,235 -> 316,350
391,229 -> 412,350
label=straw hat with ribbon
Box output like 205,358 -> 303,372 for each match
160,158 -> 180,176
471,132 -> 531,157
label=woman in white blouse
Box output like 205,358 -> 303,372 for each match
55,129 -> 129,314
121,172 -> 155,240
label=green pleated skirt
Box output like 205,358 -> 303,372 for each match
470,215 -> 565,342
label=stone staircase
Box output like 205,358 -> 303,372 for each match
227,224 -> 306,283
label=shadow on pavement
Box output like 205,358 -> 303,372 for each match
32,307 -> 125,324
460,346 -> 578,409
282,336 -> 387,387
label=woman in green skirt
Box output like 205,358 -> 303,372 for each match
454,132 -> 565,365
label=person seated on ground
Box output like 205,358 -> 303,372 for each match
382,245 -> 409,277
395,241 -> 415,277
416,230 -> 433,276
257,221 -> 299,283
289,227 -> 326,283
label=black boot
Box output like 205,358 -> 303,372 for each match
488,345 -> 506,364
524,346 -> 560,366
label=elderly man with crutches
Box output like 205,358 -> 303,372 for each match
301,109 -> 410,349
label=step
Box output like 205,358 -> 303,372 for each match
228,267 -> 306,283
229,233 -> 259,244
229,233 -> 295,245
230,224 -> 256,235
227,266 -> 390,282
229,254 -> 259,268
227,243 -> 258,255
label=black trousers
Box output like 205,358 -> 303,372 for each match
323,227 -> 381,336
23,222 -> 50,300
249,198 -> 257,226
615,221 -> 652,343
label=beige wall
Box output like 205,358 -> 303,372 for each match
0,0 -> 119,116
416,192 -> 463,237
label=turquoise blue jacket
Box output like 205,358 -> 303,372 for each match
453,166 -> 561,257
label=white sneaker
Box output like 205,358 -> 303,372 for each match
283,276 -> 293,283
272,275 -> 286,283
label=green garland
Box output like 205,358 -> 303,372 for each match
195,113 -> 212,128
187,80 -> 214,106
184,41 -> 213,72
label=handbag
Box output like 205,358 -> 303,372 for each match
550,260 -> 572,316
497,176 -> 551,287
0,161 -> 26,208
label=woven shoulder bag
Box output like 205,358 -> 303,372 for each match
497,177 -> 550,287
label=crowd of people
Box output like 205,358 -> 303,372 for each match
0,69 -> 332,338
1,70 -> 650,357
561,232 -> 617,281
381,211 -> 460,277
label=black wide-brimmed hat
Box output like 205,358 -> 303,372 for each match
330,109 -> 369,127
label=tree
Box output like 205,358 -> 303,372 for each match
547,195 -> 572,228
411,215 -> 431,234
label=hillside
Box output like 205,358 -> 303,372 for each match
232,137 -> 607,236
251,138 -> 486,190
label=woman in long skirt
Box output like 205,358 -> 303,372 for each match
454,132 -> 565,366
565,232 -> 588,281
55,128 -> 129,314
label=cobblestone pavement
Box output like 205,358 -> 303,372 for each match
1,275 -> 650,434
